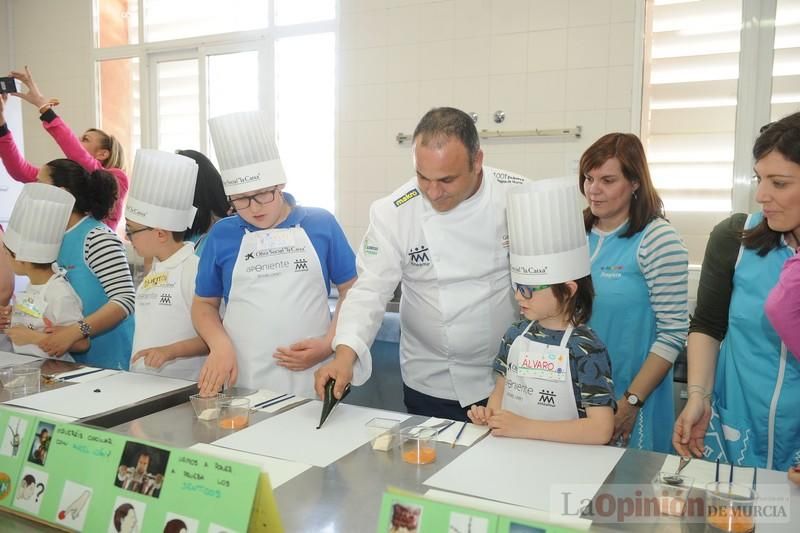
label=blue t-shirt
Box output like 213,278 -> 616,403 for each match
195,193 -> 356,302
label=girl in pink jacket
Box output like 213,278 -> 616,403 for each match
765,253 -> 800,360
0,67 -> 128,229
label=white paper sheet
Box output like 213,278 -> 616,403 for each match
424,435 -> 624,513
258,396 -> 306,413
0,351 -> 39,367
419,418 -> 490,447
213,401 -> 410,467
242,389 -> 307,413
424,489 -> 592,530
3,372 -> 193,418
188,443 -> 312,489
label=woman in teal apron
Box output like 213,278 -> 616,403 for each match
35,159 -> 134,369
674,113 -> 800,471
580,133 -> 689,453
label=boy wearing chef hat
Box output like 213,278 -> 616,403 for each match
468,177 -> 616,444
193,111 -> 356,397
2,183 -> 88,359
126,149 -> 209,380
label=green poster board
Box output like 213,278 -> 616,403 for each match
377,488 -> 584,533
0,406 -> 261,532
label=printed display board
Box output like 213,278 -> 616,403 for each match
377,488 -> 583,533
0,406 -> 262,532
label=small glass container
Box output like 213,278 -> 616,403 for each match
1,365 -> 41,395
366,417 -> 401,452
190,393 -> 224,420
399,426 -> 437,465
651,471 -> 694,516
705,482 -> 757,533
217,397 -> 251,430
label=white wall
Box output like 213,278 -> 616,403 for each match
336,0 -> 640,246
9,0 -> 94,167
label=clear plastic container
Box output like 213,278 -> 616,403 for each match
365,417 -> 402,451
399,426 -> 437,464
705,482 -> 757,533
217,397 -> 251,429
0,365 -> 41,395
651,471 -> 694,516
189,392 -> 224,420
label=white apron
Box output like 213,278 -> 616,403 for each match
130,245 -> 205,381
223,225 -> 331,397
10,272 -> 76,362
501,323 -> 577,421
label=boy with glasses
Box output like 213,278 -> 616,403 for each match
193,112 -> 356,397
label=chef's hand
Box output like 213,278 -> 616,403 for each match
314,345 -> 355,400
611,398 -> 639,447
673,394 -> 712,458
467,405 -> 494,426
198,346 -> 237,396
0,305 -> 11,332
131,346 -> 173,369
274,336 -> 333,371
37,325 -> 79,357
487,410 -> 531,439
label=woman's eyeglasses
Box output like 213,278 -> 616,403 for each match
514,283 -> 551,299
228,188 -> 278,210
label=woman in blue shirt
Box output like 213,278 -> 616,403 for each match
579,133 -> 689,453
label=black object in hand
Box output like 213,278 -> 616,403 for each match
316,379 -> 351,429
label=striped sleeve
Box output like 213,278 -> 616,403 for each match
637,218 -> 689,363
84,227 -> 136,315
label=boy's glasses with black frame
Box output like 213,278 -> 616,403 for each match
514,283 -> 551,299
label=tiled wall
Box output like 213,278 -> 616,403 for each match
336,0 -> 640,247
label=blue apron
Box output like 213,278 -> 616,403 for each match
704,212 -> 799,470
58,217 -> 134,369
588,221 -> 674,453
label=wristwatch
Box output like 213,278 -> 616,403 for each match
624,390 -> 644,407
77,320 -> 92,339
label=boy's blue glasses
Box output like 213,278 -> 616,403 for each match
514,283 -> 551,299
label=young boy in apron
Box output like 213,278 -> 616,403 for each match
193,112 -> 356,397
126,150 -> 208,380
468,178 -> 616,444
2,183 -> 87,360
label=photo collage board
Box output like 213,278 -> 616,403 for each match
0,406 -> 261,532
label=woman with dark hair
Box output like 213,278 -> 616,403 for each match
0,67 -> 128,229
0,159 -> 135,369
674,112 -> 800,471
113,503 -> 137,533
579,133 -> 689,453
175,149 -> 230,255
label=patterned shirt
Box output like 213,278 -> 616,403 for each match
494,320 -> 617,418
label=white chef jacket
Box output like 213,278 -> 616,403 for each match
334,166 -> 526,406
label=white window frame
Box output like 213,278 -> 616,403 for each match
90,1 -> 336,157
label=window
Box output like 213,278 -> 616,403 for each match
771,0 -> 800,121
94,0 -> 337,211
641,0 -> 744,264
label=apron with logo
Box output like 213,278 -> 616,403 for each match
223,225 -> 331,397
502,322 -> 578,420
10,271 -> 76,362
130,248 -> 205,380
704,212 -> 799,470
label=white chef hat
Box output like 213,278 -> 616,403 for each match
126,149 -> 199,231
507,177 -> 590,286
4,182 -> 75,263
208,111 -> 286,196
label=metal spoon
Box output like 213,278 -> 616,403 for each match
663,456 -> 692,485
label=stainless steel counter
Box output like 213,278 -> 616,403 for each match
1,398 -> 794,532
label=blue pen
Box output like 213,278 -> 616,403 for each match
451,421 -> 467,448
715,459 -> 720,482
729,463 -> 734,484
752,467 -> 757,490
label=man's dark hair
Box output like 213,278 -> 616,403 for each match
412,107 -> 480,169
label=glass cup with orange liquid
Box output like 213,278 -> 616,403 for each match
399,427 -> 438,465
217,397 -> 251,430
705,482 -> 757,533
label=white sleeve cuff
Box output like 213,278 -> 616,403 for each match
651,342 -> 680,364
333,333 -> 373,386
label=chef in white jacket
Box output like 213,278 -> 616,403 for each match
315,107 -> 527,421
